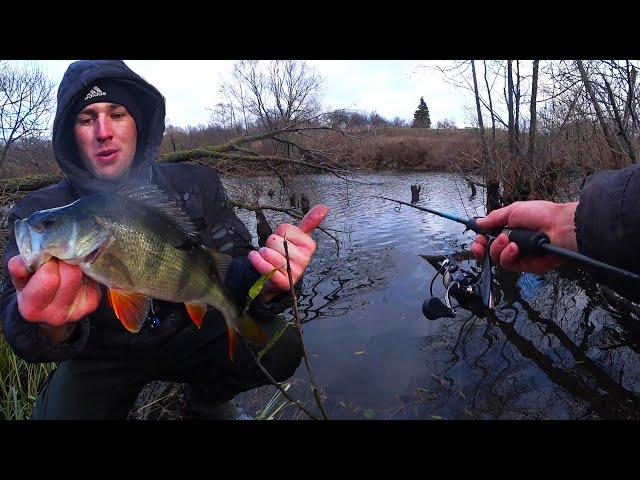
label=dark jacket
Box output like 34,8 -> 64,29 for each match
575,163 -> 640,303
1,60 -> 290,363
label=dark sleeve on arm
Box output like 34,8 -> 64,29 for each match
574,163 -> 640,302
1,208 -> 91,363
197,167 -> 298,320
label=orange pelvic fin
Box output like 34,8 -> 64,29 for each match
226,324 -> 240,362
185,303 -> 207,328
107,288 -> 151,333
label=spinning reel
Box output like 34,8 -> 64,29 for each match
422,246 -> 494,321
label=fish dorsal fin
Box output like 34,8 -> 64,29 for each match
207,248 -> 233,281
116,184 -> 199,237
107,288 -> 151,333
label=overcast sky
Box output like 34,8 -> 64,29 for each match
8,60 -> 477,130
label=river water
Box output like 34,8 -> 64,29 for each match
226,172 -> 640,420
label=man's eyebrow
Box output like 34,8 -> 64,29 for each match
107,103 -> 126,111
77,103 -> 126,115
77,106 -> 97,116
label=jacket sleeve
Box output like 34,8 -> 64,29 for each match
196,167 -> 298,321
1,206 -> 91,363
574,163 -> 640,302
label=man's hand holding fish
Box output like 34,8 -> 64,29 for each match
7,256 -> 101,343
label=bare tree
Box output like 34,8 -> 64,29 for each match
436,118 -> 457,129
0,62 -> 55,175
391,116 -> 408,127
471,60 -> 501,211
221,60 -> 323,133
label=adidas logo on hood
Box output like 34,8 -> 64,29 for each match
84,85 -> 107,101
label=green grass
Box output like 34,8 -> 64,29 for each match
0,332 -> 55,420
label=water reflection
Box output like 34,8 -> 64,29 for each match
226,172 -> 640,419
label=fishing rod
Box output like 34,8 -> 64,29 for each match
374,195 -> 640,283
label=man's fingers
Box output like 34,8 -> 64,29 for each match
499,242 -> 521,271
66,278 -> 102,322
18,259 -> 61,320
470,235 -> 487,261
247,250 -> 289,287
257,247 -> 287,270
273,224 -> 316,252
489,233 -> 509,266
476,203 -> 517,230
46,262 -> 84,323
8,255 -> 31,291
297,204 -> 329,234
265,234 -> 305,264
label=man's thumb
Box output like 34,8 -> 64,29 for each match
476,204 -> 514,230
298,204 -> 329,234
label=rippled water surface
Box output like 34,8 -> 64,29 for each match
224,172 -> 640,420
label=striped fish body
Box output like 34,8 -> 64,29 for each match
15,185 -> 267,357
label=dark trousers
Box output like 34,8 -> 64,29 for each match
32,314 -> 302,420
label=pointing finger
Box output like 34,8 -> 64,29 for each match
298,204 -> 329,234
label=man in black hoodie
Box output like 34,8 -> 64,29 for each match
1,60 -> 325,419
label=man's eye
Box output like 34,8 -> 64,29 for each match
78,117 -> 92,125
112,112 -> 126,119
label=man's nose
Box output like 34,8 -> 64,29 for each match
96,116 -> 113,142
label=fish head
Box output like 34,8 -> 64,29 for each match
15,201 -> 112,273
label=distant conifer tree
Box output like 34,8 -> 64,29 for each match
411,97 -> 431,128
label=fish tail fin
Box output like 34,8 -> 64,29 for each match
223,310 -> 269,362
204,247 -> 269,360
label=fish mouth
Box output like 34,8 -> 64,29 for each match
14,219 -> 41,273
15,219 -> 31,256
23,253 -> 53,274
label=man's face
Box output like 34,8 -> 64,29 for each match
74,102 -> 137,181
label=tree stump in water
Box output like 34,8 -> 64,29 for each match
255,209 -> 273,247
300,194 -> 310,214
411,184 -> 421,203
466,179 -> 477,199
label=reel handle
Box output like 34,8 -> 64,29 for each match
422,297 -> 456,320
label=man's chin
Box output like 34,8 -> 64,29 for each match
93,166 -> 128,182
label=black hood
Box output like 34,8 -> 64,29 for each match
52,60 -> 166,195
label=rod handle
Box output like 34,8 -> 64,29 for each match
467,217 -> 503,238
503,228 -> 550,256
